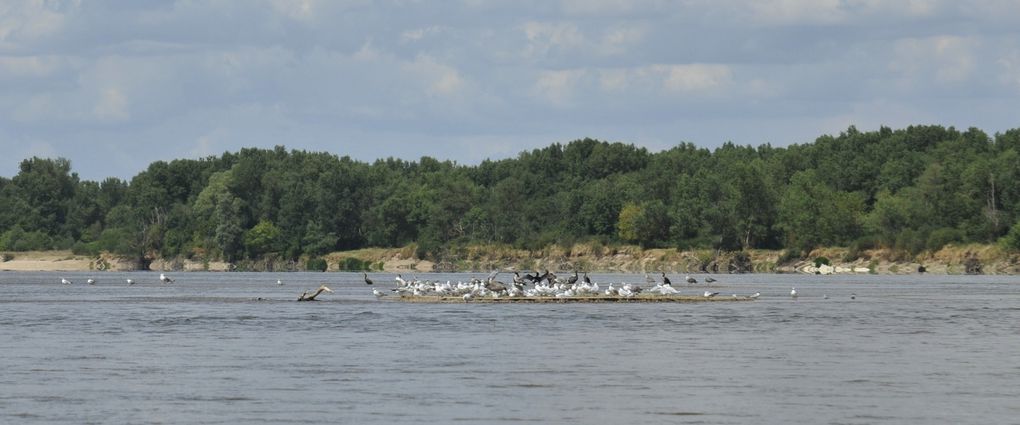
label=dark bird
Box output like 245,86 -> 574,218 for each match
661,272 -> 672,286
566,270 -> 578,285
686,275 -> 697,284
582,272 -> 591,284
363,272 -> 374,285
705,276 -> 717,283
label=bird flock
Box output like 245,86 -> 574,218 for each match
363,270 -> 765,301
58,273 -> 175,286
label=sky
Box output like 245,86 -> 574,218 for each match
1,0 -> 1019,181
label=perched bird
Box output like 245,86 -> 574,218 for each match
750,292 -> 761,299
462,293 -> 473,302
297,284 -> 333,301
159,273 -> 174,284
661,272 -> 672,286
790,287 -> 798,298
566,270 -> 578,285
582,272 -> 591,284
703,290 -> 719,298
126,278 -> 135,285
372,289 -> 386,298
363,272 -> 374,285
61,278 -> 72,285
686,275 -> 697,284
86,278 -> 96,285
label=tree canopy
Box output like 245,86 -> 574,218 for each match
3,126 -> 1020,262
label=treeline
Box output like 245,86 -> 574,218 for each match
3,125 -> 1020,266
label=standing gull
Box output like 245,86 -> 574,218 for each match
159,273 -> 174,284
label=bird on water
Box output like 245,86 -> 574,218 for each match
159,273 -> 174,284
297,284 -> 333,301
363,272 -> 374,285
61,278 -> 72,285
790,287 -> 798,298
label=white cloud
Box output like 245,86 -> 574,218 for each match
521,21 -> 585,59
0,0 -> 72,44
406,54 -> 464,97
661,64 -> 733,93
532,69 -> 587,106
93,87 -> 129,121
0,55 -> 61,77
891,35 -> 976,84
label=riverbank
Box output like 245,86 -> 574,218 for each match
3,243 -> 1018,274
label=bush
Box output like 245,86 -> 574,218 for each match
305,257 -> 328,272
926,227 -> 964,251
338,257 -> 369,271
778,249 -> 802,264
814,256 -> 830,267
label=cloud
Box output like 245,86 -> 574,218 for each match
93,87 -> 129,121
532,69 -> 587,106
891,35 -> 977,84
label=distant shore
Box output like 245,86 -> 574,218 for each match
3,243 -> 1017,275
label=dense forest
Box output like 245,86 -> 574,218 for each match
3,125 -> 1020,268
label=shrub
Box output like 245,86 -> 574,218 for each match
814,256 -> 830,267
305,257 -> 327,272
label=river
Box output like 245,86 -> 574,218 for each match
1,271 -> 1018,424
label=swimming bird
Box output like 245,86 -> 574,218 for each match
363,272 -> 374,285
159,273 -> 174,284
686,275 -> 697,284
126,278 -> 134,285
86,278 -> 96,285
372,289 -> 386,298
661,272 -> 672,286
297,284 -> 333,301
750,292 -> 761,299
277,279 -> 283,286
705,276 -> 717,283
61,278 -> 72,285
850,293 -> 856,300
790,287 -> 798,298
703,290 -> 719,298
823,294 -> 829,299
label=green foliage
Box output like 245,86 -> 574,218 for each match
2,126 -> 1018,262
999,220 -> 1020,252
305,257 -> 328,272
814,256 -> 830,267
338,257 -> 371,271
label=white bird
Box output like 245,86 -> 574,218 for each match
790,287 -> 798,298
703,290 -> 719,298
750,292 -> 761,299
372,289 -> 386,298
86,278 -> 96,285
462,293 -> 473,302
60,278 -> 72,285
277,279 -> 283,286
126,278 -> 134,285
159,273 -> 174,284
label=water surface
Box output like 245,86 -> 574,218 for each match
2,272 -> 1018,424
